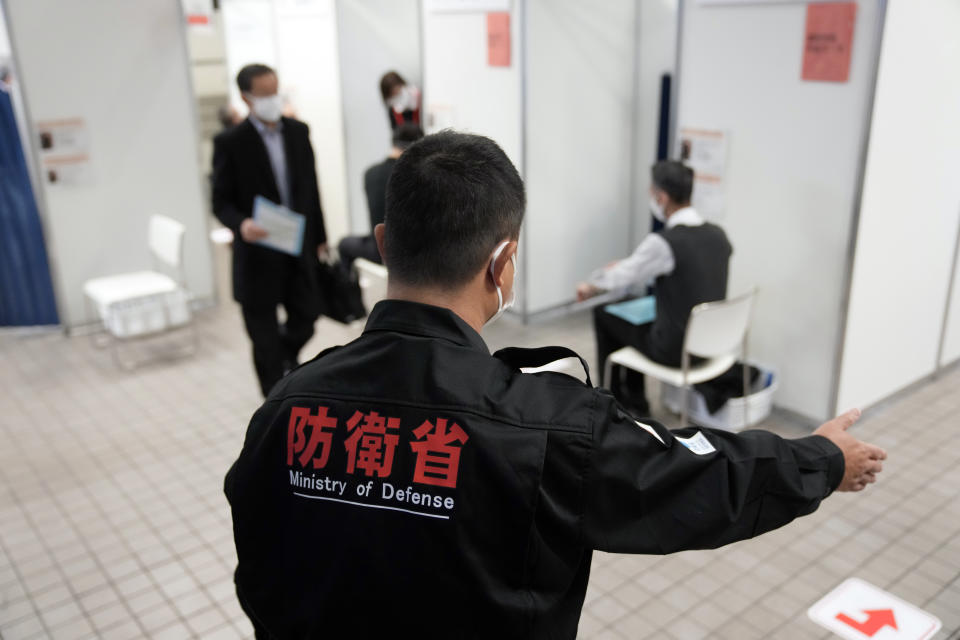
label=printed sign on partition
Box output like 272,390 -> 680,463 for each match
808,578 -> 941,640
802,2 -> 857,83
36,118 -> 93,186
487,12 -> 511,67
677,128 -> 728,222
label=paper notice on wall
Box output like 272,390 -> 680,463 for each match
36,118 -> 93,187
677,128 -> 728,221
802,2 -> 857,83
182,0 -> 213,31
487,12 -> 511,67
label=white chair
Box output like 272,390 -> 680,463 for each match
604,289 -> 756,428
354,258 -> 389,313
83,215 -> 196,368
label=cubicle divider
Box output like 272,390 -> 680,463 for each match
674,0 -> 885,422
336,0 -> 421,236
835,0 -> 960,411
523,0 -> 639,315
420,0 -> 668,317
3,0 -> 215,328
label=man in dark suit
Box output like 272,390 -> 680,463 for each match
212,63 -> 327,396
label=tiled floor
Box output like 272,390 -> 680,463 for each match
1,304 -> 959,639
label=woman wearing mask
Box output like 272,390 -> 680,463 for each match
380,70 -> 420,131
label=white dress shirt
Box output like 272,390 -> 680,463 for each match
588,207 -> 704,292
249,115 -> 291,208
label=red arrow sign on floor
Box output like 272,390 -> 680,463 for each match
835,609 -> 898,637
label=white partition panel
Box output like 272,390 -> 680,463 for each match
942,237 -> 960,367
222,0 -> 351,244
523,0 -> 637,314
4,0 -> 215,327
676,0 -> 883,421
837,0 -> 960,408
420,0 -> 522,166
337,0 -> 421,234
632,0 -> 678,248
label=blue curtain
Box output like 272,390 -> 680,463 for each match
0,86 -> 59,326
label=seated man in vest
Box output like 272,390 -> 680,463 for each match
226,133 -> 886,639
577,160 -> 731,415
338,123 -> 424,271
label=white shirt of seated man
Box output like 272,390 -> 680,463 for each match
584,206 -> 704,297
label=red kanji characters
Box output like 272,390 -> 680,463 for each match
410,418 -> 469,488
344,410 -> 401,478
286,406 -> 338,469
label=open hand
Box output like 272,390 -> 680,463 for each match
813,408 -> 887,492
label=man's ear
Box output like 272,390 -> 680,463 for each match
374,224 -> 387,265
491,240 -> 518,288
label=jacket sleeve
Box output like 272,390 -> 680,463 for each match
582,393 -> 844,554
302,124 -> 327,246
211,132 -> 246,235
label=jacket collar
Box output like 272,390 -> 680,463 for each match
363,300 -> 489,354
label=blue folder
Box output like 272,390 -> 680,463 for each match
604,295 -> 656,326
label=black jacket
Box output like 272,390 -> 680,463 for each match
212,117 -> 326,305
225,300 -> 844,639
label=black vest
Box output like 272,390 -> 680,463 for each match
648,222 -> 732,366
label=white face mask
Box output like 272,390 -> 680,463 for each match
389,86 -> 408,112
649,195 -> 666,223
486,241 -> 518,325
247,93 -> 283,123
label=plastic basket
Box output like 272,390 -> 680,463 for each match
661,364 -> 778,432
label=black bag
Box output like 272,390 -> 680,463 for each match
316,260 -> 366,324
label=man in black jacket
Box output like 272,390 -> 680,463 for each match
212,64 -> 327,396
225,132 -> 886,639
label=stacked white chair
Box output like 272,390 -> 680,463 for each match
82,215 -> 196,368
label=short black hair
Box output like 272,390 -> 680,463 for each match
236,63 -> 276,93
651,160 -> 694,205
392,123 -> 424,150
384,131 -> 525,290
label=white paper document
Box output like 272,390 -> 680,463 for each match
253,195 -> 305,257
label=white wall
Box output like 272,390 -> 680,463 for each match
837,0 -> 960,408
337,0 -> 421,234
0,4 -> 9,58
221,0 -> 351,244
632,0 -> 678,247
420,0 -> 522,166
4,0 -> 215,327
523,0 -> 637,314
676,0 -> 883,421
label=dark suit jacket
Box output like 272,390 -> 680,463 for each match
212,117 -> 326,305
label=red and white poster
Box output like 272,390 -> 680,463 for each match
808,578 -> 942,640
182,0 -> 213,31
802,1 -> 857,82
487,12 -> 511,67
